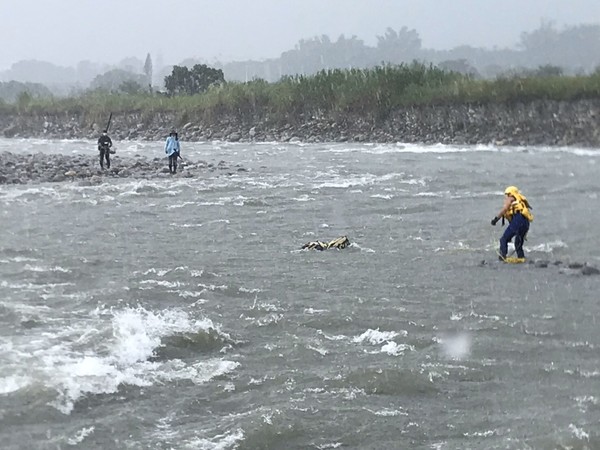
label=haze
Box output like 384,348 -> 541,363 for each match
2,0 -> 600,71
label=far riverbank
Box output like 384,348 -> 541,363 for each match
2,99 -> 600,147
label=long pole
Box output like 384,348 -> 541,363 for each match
105,113 -> 113,132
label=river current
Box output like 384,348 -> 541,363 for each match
1,138 -> 599,449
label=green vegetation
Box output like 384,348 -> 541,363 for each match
5,63 -> 600,124
164,64 -> 225,96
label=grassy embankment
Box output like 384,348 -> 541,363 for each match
3,63 -> 600,126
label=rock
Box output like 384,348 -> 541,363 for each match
3,125 -> 18,138
5,152 -> 239,184
581,265 -> 600,276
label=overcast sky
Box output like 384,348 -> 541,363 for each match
1,0 -> 599,70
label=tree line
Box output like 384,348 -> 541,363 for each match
217,22 -> 600,82
1,22 -> 600,105
7,62 -> 600,127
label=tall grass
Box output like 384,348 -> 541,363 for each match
8,64 -> 600,123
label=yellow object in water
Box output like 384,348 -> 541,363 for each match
503,257 -> 526,264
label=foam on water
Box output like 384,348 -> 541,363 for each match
310,171 -> 420,190
182,429 -> 245,450
0,185 -> 72,204
0,374 -> 32,394
352,328 -> 401,345
323,142 -> 600,157
1,280 -> 75,290
530,240 -> 569,253
1,306 -> 237,414
23,264 -> 71,273
66,426 -> 95,446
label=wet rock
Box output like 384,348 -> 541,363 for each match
581,265 -> 600,276
3,125 -> 18,138
21,319 -> 40,329
0,152 -> 246,185
559,263 -> 600,276
228,132 -> 241,142
488,257 -> 598,277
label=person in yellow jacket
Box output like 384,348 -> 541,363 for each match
491,186 -> 533,261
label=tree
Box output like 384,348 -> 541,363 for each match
164,64 -> 225,95
17,91 -> 32,111
117,57 -> 143,73
89,69 -> 147,92
438,59 -> 480,78
144,53 -> 153,86
0,80 -> 52,103
532,64 -> 563,77
119,80 -> 144,94
519,21 -> 559,53
2,60 -> 77,84
376,27 -> 422,63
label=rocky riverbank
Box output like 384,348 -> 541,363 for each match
480,258 -> 599,276
0,152 -> 245,185
1,98 -> 599,185
2,98 -> 600,147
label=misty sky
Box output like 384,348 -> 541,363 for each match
2,0 -> 600,70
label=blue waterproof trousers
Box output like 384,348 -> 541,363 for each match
499,212 -> 530,259
168,153 -> 179,174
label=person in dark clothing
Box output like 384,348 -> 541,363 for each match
97,130 -> 113,169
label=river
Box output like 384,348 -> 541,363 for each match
1,138 -> 599,449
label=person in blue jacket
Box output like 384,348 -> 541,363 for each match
164,130 -> 181,174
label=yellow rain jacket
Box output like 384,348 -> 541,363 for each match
503,186 -> 533,222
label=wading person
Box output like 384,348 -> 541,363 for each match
164,130 -> 180,174
97,129 -> 113,170
491,185 -> 533,262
